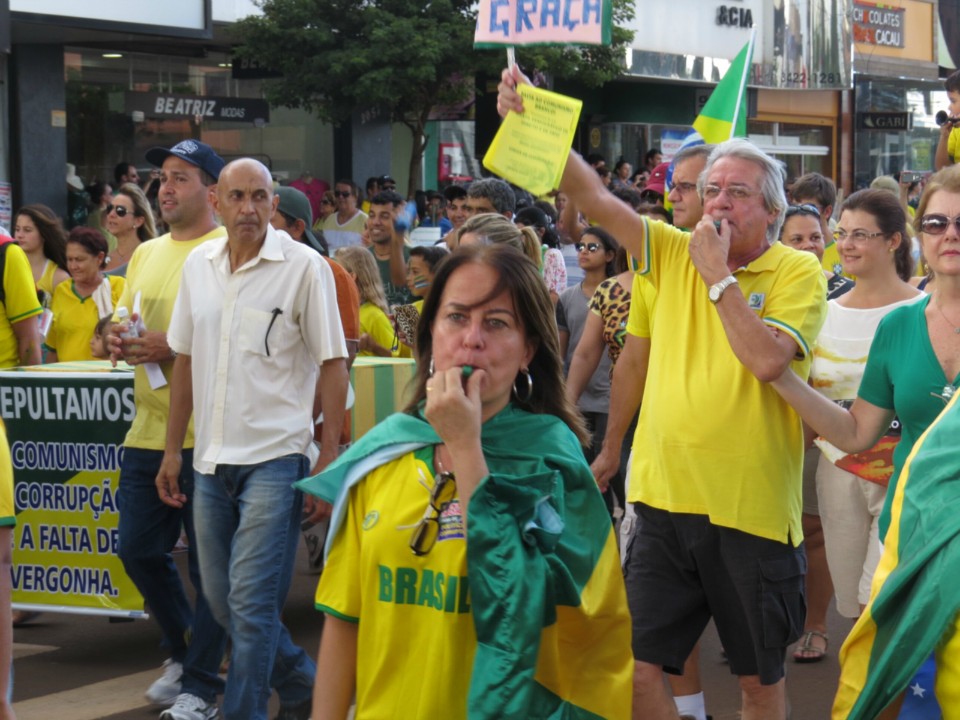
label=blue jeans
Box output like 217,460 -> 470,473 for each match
194,454 -> 315,720
117,447 -> 226,702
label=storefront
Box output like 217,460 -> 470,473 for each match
4,0 -> 336,222
850,0 -> 945,189
570,0 -> 852,186
62,47 -> 333,191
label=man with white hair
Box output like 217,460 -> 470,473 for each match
499,67 -> 827,720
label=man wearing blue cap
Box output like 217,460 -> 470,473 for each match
108,139 -> 228,720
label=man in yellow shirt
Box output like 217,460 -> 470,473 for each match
499,68 -> 826,720
107,140 -> 228,720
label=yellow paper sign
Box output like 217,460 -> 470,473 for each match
482,84 -> 582,197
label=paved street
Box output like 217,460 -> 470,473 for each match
12,543 -> 855,719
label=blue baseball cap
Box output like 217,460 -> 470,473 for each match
145,139 -> 225,181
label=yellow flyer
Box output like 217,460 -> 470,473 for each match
483,84 -> 582,196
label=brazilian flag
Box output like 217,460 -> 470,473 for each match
297,404 -> 634,719
690,32 -> 756,146
834,388 -> 960,718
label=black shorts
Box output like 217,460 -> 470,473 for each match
624,503 -> 806,685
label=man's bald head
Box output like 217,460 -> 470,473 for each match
214,158 -> 279,246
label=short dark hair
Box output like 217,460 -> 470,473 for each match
840,189 -> 913,281
945,68 -> 960,94
370,190 -> 404,208
467,178 -> 516,215
586,153 -> 605,167
114,162 -> 134,185
611,186 -> 643,210
443,185 -> 467,203
334,179 -> 358,196
645,148 -> 662,163
409,244 -> 449,272
533,200 -> 558,224
791,173 -> 837,211
67,226 -> 110,268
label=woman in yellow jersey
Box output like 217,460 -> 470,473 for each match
334,246 -> 404,357
14,204 -> 69,302
45,227 -> 125,362
302,244 -> 632,720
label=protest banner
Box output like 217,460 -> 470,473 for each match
1,365 -> 145,617
474,0 -> 612,47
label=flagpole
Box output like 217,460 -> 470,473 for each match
729,25 -> 756,140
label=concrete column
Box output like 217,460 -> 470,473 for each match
10,44 -> 67,216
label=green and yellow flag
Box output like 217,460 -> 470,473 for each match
691,31 -> 756,145
833,388 -> 960,718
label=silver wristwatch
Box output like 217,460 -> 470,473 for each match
708,275 -> 738,304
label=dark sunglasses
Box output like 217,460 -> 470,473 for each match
920,214 -> 960,235
575,242 -> 602,253
785,203 -> 821,219
106,204 -> 131,218
334,190 -> 353,198
321,198 -> 335,205
382,184 -> 397,191
409,471 -> 457,556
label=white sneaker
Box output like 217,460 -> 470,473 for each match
159,693 -> 219,720
145,658 -> 183,706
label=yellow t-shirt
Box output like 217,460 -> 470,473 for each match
630,218 -> 826,544
45,276 -> 125,361
317,450 -> 476,719
359,302 -> 399,357
625,272 -> 658,338
821,240 -> 845,277
949,126 -> 960,163
0,420 -> 16,527
37,259 -> 59,298
0,243 -> 42,368
116,229 -> 225,450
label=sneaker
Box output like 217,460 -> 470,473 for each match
274,697 -> 311,720
160,693 -> 219,720
145,659 -> 183,706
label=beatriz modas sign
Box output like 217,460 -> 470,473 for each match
126,92 -> 270,124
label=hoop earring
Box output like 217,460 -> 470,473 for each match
428,357 -> 435,377
512,368 -> 533,403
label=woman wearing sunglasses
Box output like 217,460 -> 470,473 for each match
299,244 -> 632,720
769,169 -> 960,716
103,183 -> 157,277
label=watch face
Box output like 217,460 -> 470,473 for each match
709,286 -> 720,302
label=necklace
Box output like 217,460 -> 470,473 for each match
934,296 -> 960,334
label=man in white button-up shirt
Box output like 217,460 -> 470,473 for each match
157,158 -> 349,720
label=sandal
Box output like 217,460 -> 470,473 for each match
792,630 -> 828,663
